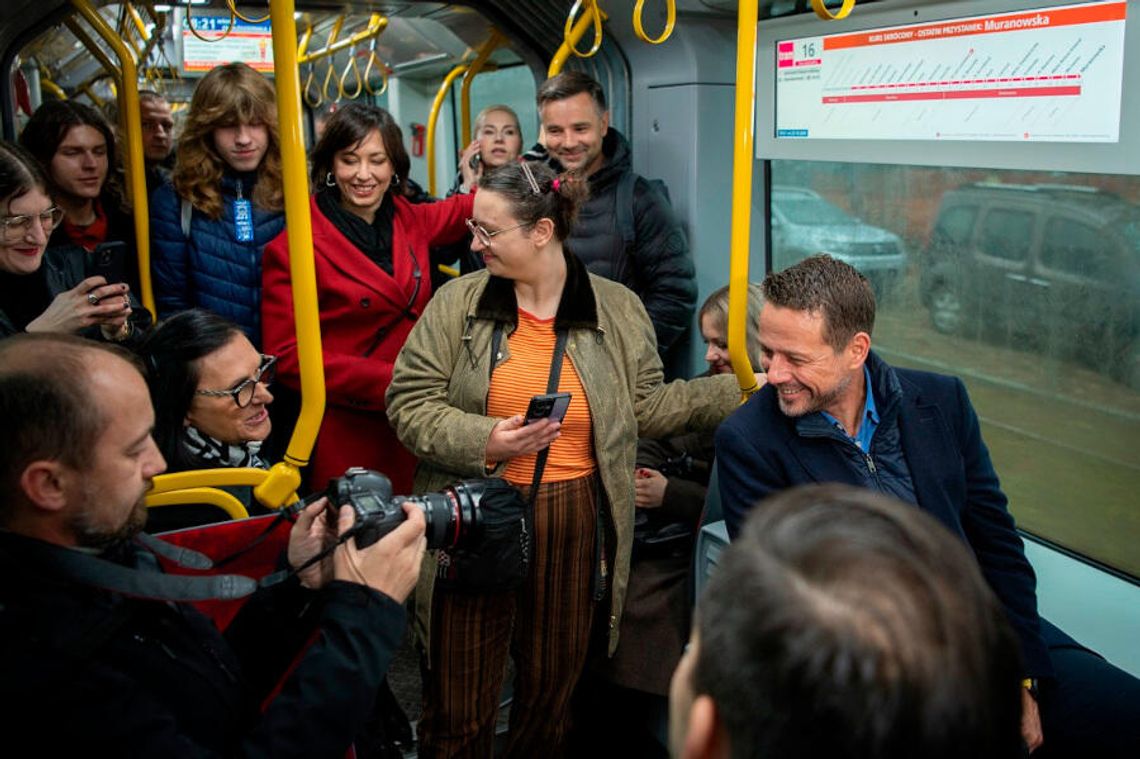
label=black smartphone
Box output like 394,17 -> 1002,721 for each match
524,392 -> 571,425
87,241 -> 128,285
469,151 -> 482,169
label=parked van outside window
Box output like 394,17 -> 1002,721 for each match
919,183 -> 1140,389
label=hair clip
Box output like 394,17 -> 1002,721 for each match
551,178 -> 561,192
520,160 -> 541,195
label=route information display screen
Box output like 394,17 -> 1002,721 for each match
183,16 -> 275,75
774,1 -> 1126,142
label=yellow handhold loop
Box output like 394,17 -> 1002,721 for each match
364,47 -> 389,96
811,0 -> 857,21
321,58 -> 339,103
564,0 -> 604,59
303,65 -> 323,108
184,4 -> 235,43
340,48 -> 364,99
632,0 -> 676,44
226,0 -> 271,25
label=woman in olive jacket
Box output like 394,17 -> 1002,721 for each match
385,161 -> 742,759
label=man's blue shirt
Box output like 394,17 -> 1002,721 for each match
820,365 -> 879,452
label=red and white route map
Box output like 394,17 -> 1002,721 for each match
773,1 -> 1127,142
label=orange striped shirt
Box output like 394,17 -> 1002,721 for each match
486,310 -> 596,484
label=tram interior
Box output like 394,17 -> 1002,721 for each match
1,0 -> 1138,747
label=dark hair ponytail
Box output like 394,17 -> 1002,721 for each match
477,160 -> 589,240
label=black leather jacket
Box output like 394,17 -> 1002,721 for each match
0,531 -> 405,756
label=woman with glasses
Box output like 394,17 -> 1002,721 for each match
0,141 -> 147,343
139,309 -> 275,531
262,103 -> 474,495
386,161 -> 746,758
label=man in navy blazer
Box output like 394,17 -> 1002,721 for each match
716,255 -> 1140,756
715,255 -> 1052,749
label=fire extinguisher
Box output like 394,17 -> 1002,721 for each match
410,123 -> 426,157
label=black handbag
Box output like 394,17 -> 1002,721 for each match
434,323 -> 568,594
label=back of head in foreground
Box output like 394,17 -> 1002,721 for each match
679,484 -> 1024,759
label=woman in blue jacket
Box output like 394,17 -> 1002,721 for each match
151,63 -> 285,347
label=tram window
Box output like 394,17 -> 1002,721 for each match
769,160 -> 1140,579
932,204 -> 977,247
1040,219 -> 1109,279
979,209 -> 1033,263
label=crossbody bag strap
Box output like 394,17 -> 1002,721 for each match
528,328 -> 569,504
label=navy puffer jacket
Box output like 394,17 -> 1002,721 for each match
150,173 -> 284,345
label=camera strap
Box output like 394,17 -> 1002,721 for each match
41,536 -> 260,603
530,328 -> 569,500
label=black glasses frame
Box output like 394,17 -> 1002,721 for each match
194,354 -> 277,408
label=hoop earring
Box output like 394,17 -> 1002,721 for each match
325,172 -> 337,188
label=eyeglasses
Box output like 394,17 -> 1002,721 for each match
194,354 -> 276,408
465,217 -> 529,247
1,206 -> 64,243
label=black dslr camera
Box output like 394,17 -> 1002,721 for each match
325,467 -> 484,549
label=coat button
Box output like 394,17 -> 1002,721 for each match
360,297 -> 371,308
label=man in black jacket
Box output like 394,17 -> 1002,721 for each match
533,71 -> 696,364
0,333 -> 426,756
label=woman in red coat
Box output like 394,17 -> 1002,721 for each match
262,103 -> 475,493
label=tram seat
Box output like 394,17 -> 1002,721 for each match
154,514 -> 293,630
693,463 -> 727,603
1035,618 -> 1140,758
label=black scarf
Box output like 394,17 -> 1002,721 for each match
316,187 -> 396,276
0,266 -> 50,331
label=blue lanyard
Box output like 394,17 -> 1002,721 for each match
233,183 -> 254,243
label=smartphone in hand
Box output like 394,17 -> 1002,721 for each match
524,392 -> 571,425
86,241 -> 128,285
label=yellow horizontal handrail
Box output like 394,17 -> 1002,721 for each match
461,30 -> 505,145
298,14 -> 386,65
150,468 -> 271,494
437,263 -> 459,279
71,0 -> 155,318
40,77 -> 67,100
811,0 -> 857,20
147,488 -> 250,520
632,0 -> 676,44
549,3 -> 608,77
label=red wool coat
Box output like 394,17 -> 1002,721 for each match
262,192 -> 474,493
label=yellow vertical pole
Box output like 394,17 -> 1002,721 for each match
256,0 -> 323,506
728,0 -> 760,399
460,30 -> 504,146
70,0 -> 154,317
426,64 -> 468,197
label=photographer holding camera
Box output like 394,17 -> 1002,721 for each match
0,333 -> 426,756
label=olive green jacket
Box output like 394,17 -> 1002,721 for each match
385,250 -> 738,656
